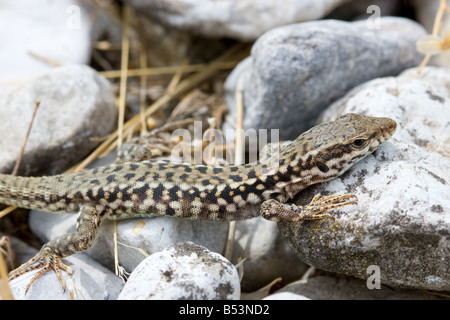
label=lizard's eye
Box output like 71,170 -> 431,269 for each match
351,139 -> 368,149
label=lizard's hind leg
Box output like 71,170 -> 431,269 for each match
8,204 -> 106,294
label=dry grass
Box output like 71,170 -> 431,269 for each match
416,0 -> 450,73
0,237 -> 14,299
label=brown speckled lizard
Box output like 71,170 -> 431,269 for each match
1,113 -> 396,292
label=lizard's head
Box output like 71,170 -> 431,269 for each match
290,113 -> 397,181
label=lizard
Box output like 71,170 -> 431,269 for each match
0,113 -> 397,292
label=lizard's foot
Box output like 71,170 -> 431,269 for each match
8,245 -> 72,294
261,193 -> 358,222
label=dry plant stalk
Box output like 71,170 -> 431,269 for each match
0,100 -> 41,217
117,4 -> 131,148
0,248 -> 14,300
416,0 -> 450,74
74,42 -> 245,172
11,100 -> 41,176
224,85 -> 245,261
99,61 -> 238,79
0,99 -> 40,298
0,237 -> 14,300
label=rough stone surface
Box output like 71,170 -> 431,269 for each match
224,17 -> 426,140
278,66 -> 450,291
29,210 -> 229,278
117,241 -> 240,300
87,217 -> 229,273
29,201 -> 304,295
232,217 -> 308,292
269,276 -> 441,300
0,65 -> 116,176
122,0 -> 349,41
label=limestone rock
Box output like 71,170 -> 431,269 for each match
117,242 -> 240,300
0,0 -> 92,84
224,17 -> 426,140
278,66 -> 450,291
0,65 -> 116,176
122,0 -> 349,41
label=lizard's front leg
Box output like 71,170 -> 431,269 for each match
261,193 -> 358,222
8,204 -> 106,293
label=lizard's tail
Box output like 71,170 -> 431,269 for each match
0,174 -> 55,211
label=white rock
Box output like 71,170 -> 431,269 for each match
29,205 -> 303,295
122,0 -> 349,41
0,65 -> 116,175
278,66 -> 450,290
263,292 -> 309,300
9,252 -> 123,300
0,0 -> 92,85
118,242 -> 240,300
87,217 -> 229,273
224,17 -> 425,140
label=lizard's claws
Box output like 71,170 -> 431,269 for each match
261,193 -> 358,222
8,245 -> 72,294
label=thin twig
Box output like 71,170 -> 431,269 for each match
114,220 -> 119,276
28,51 -> 62,67
74,43 -> 246,172
0,249 -> 13,300
0,206 -> 16,220
139,42 -> 148,136
11,100 -> 40,176
432,0 -> 448,36
0,100 -> 41,219
117,4 -> 131,148
99,61 -> 238,78
0,98 -> 39,299
224,82 -> 245,261
417,54 -> 432,74
166,59 -> 189,94
417,0 -> 449,74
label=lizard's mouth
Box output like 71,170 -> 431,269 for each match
384,118 -> 397,138
373,117 -> 397,148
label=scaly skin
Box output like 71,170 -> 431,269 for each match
0,113 -> 396,292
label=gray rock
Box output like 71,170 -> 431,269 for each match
278,66 -> 450,291
325,0 -> 401,21
122,0 -> 349,41
28,186 -> 229,276
232,217 -> 308,292
224,17 -> 426,140
29,198 -> 305,294
86,216 -> 229,273
118,241 -> 240,300
269,276 -> 440,300
0,65 -> 116,176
